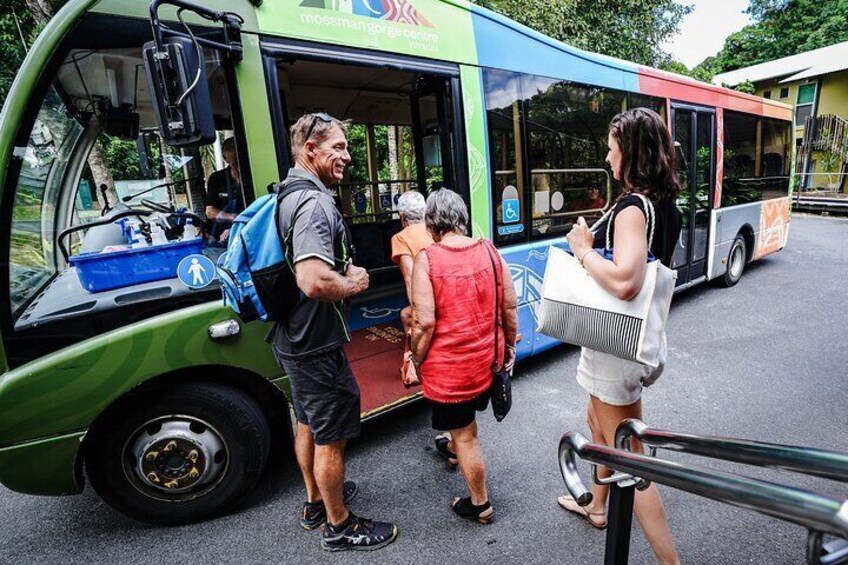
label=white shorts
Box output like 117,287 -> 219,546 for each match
575,334 -> 667,406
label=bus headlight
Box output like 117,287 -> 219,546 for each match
208,320 -> 241,340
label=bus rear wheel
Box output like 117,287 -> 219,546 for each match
86,383 -> 271,525
720,234 -> 747,288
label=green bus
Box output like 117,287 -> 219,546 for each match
0,0 -> 793,524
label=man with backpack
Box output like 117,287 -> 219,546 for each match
271,113 -> 398,552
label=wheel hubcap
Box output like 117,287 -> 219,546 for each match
730,244 -> 744,279
125,417 -> 228,499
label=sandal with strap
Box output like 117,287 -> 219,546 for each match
451,497 -> 494,525
434,433 -> 458,470
557,495 -> 607,530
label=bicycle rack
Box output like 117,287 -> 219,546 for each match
559,422 -> 848,565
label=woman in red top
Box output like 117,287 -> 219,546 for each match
410,189 -> 518,524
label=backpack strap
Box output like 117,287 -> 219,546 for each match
273,179 -> 323,266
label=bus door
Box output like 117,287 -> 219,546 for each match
263,42 -> 468,416
671,105 -> 715,285
411,77 -> 456,194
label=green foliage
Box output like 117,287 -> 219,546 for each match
695,0 -> 848,76
471,0 -> 692,67
0,0 -> 66,110
660,60 -> 691,77
102,136 -> 141,181
734,80 -> 757,95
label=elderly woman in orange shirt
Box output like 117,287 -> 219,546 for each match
391,190 -> 434,333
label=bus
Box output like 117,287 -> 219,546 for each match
0,0 -> 794,524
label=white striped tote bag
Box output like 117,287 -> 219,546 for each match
536,194 -> 676,366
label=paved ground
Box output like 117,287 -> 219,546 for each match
2,214 -> 847,564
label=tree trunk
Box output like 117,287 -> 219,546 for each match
24,0 -> 53,27
388,126 -> 398,181
87,140 -> 118,210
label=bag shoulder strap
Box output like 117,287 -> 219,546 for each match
631,193 -> 656,249
482,240 -> 503,370
594,193 -> 656,250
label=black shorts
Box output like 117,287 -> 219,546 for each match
274,347 -> 361,445
429,392 -> 490,431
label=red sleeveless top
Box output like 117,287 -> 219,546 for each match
419,239 -> 504,403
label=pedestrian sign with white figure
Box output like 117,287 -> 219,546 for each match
177,254 -> 216,289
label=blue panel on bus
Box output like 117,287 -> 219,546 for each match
471,11 -> 640,92
529,238 -> 571,354
348,293 -> 407,332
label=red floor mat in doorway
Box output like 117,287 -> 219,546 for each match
344,322 -> 422,415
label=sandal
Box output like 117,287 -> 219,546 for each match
557,495 -> 607,530
434,433 -> 458,470
451,497 -> 494,525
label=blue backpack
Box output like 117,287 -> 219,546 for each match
216,180 -> 316,323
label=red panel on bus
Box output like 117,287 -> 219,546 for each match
637,67 -> 792,121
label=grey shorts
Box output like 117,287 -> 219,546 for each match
576,334 -> 667,406
274,347 -> 361,445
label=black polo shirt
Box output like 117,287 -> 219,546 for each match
270,168 -> 353,359
205,166 -> 244,214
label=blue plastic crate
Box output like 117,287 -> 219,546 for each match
70,239 -> 205,293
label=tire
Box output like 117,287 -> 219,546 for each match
86,383 -> 271,525
719,234 -> 747,288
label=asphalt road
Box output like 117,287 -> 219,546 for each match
3,214 -> 847,564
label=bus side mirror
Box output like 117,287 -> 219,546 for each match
143,36 -> 215,148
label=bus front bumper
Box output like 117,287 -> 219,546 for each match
0,431 -> 85,495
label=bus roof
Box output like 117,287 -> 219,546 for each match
27,0 -> 794,125
254,0 -> 792,121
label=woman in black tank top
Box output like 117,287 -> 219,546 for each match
558,108 -> 682,565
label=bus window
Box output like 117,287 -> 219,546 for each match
10,87 -> 84,315
524,77 -> 624,240
483,69 -> 525,245
628,93 -> 667,120
3,24 -> 249,368
273,58 -> 462,286
760,118 -> 792,198
723,112 -> 792,206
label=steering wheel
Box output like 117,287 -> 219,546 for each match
140,199 -> 174,213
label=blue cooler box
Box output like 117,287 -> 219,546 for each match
70,239 -> 205,293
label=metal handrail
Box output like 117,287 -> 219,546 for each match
615,419 -> 848,483
559,431 -> 848,539
531,168 -> 612,219
336,179 -> 418,189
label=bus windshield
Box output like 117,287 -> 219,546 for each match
10,86 -> 84,314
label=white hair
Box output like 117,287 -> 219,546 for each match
396,191 -> 426,223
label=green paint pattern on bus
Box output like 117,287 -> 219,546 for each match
461,65 -> 491,240
0,302 -> 281,448
256,0 -> 477,64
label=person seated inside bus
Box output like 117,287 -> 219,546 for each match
205,137 -> 244,243
391,190 -> 434,333
571,186 -> 606,212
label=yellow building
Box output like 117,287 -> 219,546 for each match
714,42 -> 848,192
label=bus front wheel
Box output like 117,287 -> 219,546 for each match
86,383 -> 271,525
719,234 -> 747,288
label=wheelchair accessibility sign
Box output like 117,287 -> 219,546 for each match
177,254 -> 216,289
501,185 -> 520,224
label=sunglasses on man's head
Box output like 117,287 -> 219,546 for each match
305,112 -> 333,142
